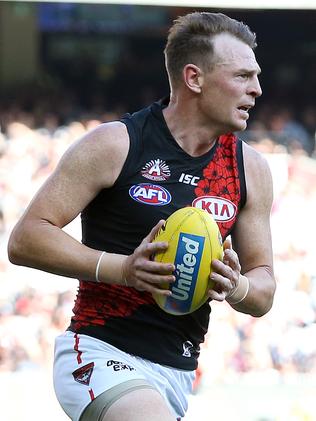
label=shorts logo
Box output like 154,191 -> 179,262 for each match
182,341 -> 194,358
141,159 -> 170,181
72,362 -> 94,386
192,196 -> 237,222
107,360 -> 135,372
129,183 -> 172,206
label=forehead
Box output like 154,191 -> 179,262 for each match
212,33 -> 261,73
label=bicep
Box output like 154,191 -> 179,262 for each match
232,146 -> 274,273
26,161 -> 98,229
21,122 -> 129,229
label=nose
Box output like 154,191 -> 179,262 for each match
248,76 -> 262,98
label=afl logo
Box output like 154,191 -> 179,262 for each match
129,183 -> 172,206
192,196 -> 237,222
141,159 -> 171,181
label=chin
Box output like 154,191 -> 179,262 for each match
234,120 -> 248,132
221,116 -> 248,134
227,123 -> 247,134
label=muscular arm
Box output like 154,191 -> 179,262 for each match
8,122 -> 128,280
231,143 -> 276,316
8,122 -> 174,294
210,142 -> 276,317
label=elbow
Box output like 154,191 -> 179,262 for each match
251,282 -> 276,318
251,300 -> 273,318
7,235 -> 19,265
7,227 -> 25,266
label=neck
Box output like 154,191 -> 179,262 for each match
163,96 -> 218,157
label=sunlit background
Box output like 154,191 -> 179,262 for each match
0,1 -> 316,420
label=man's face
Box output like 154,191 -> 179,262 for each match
199,33 -> 262,133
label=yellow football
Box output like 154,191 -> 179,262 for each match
153,207 -> 223,315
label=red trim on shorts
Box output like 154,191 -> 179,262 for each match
89,388 -> 95,401
74,333 -> 83,364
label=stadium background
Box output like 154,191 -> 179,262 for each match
0,1 -> 316,420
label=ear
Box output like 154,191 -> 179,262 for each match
183,64 -> 203,93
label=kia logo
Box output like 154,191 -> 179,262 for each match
192,196 -> 236,222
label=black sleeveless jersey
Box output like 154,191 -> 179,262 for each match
69,98 -> 246,370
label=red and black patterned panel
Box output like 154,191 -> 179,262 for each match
71,281 -> 155,331
194,133 -> 241,238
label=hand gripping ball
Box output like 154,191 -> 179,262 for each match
153,207 -> 223,315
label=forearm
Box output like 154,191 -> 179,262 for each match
227,266 -> 276,317
8,218 -> 126,284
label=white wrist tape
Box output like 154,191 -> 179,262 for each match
226,275 -> 250,305
95,251 -> 106,282
95,251 -> 127,285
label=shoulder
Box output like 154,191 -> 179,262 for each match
80,121 -> 129,154
242,142 -> 273,206
242,141 -> 272,179
59,121 -> 130,189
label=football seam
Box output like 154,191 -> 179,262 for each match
198,212 -> 214,301
156,208 -> 197,262
199,212 -> 213,255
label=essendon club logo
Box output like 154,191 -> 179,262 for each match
72,362 -> 94,386
192,196 -> 237,222
141,159 -> 170,181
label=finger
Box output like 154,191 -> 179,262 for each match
210,271 -> 233,292
151,286 -> 172,296
210,259 -> 233,282
144,260 -> 175,275
208,288 -> 226,301
223,238 -> 232,251
223,248 -> 241,272
222,240 -> 233,265
134,279 -> 173,296
137,270 -> 175,285
211,258 -> 227,272
144,219 -> 166,244
141,239 -> 169,258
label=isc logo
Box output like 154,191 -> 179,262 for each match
178,173 -> 200,186
165,233 -> 204,313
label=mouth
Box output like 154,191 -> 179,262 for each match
237,104 -> 254,118
237,104 -> 253,112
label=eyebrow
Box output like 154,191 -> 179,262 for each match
238,67 -> 262,75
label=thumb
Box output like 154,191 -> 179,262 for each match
223,238 -> 232,265
223,238 -> 232,251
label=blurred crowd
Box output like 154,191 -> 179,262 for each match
0,97 -> 316,392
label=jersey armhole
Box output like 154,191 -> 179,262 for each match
111,117 -> 139,187
237,138 -> 247,209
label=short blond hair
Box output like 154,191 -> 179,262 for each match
164,12 -> 257,86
